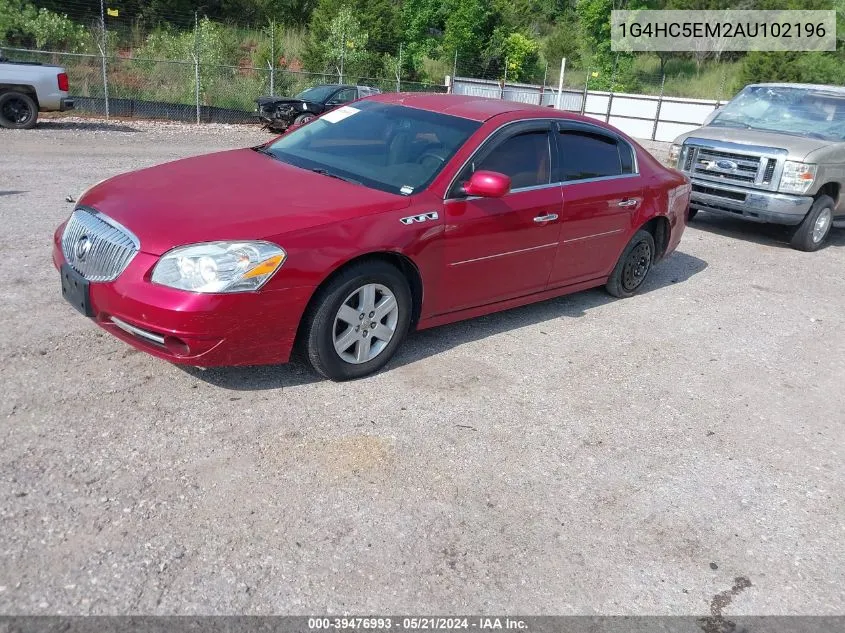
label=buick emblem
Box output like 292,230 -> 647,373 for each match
75,235 -> 92,261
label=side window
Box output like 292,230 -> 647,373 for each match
558,130 -> 622,181
330,88 -> 357,104
472,131 -> 551,190
619,140 -> 635,174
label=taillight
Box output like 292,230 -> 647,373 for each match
57,72 -> 69,92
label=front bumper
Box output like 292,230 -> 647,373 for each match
52,236 -> 314,367
688,179 -> 812,226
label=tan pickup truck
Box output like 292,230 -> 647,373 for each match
670,83 -> 845,251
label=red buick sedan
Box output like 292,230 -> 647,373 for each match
53,93 -> 690,380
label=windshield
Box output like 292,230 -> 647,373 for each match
263,101 -> 481,195
295,85 -> 340,102
711,85 -> 845,141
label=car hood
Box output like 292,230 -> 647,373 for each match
256,96 -> 318,108
79,148 -> 410,255
674,126 -> 830,161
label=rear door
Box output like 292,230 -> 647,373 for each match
547,122 -> 643,287
439,120 -> 562,313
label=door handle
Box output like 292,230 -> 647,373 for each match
617,198 -> 638,208
534,213 -> 559,223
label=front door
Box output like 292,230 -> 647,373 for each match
439,121 -> 562,313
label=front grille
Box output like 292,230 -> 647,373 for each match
691,147 -> 760,184
692,184 -> 746,202
61,207 -> 139,282
762,158 -> 777,184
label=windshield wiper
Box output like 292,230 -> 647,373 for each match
310,168 -> 361,185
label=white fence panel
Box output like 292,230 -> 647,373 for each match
609,117 -> 654,139
611,94 -> 660,119
660,98 -> 719,126
584,92 -> 610,115
450,76 -> 725,143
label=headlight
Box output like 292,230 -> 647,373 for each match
151,241 -> 286,293
780,161 -> 817,194
668,143 -> 682,167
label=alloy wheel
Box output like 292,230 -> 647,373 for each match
2,96 -> 33,125
332,283 -> 399,364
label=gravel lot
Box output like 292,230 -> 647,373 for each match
1,118 -> 843,616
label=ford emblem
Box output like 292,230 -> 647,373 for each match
715,159 -> 738,171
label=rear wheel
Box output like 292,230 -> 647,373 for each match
605,229 -> 656,298
301,261 -> 412,380
0,91 -> 38,129
790,194 -> 834,252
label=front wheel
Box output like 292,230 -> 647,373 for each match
0,91 -> 38,129
294,113 -> 315,125
687,208 -> 698,222
789,194 -> 834,252
605,229 -> 656,298
301,261 -> 412,380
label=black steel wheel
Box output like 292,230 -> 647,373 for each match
0,91 -> 38,129
605,229 -> 656,298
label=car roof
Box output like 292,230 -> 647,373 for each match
368,92 -> 580,122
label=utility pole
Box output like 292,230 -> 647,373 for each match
451,49 -> 457,93
194,11 -> 200,124
540,61 -> 548,106
501,57 -> 507,99
339,24 -> 345,84
396,43 -> 402,93
555,57 -> 566,110
269,19 -> 275,96
99,0 -> 109,119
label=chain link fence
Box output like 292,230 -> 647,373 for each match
2,46 -> 446,124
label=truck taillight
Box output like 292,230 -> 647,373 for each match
58,72 -> 69,92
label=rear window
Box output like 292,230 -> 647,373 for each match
558,130 -> 622,181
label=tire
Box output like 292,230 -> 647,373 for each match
0,91 -> 38,129
301,261 -> 412,381
294,113 -> 315,125
605,229 -> 656,298
687,208 -> 698,222
789,194 -> 835,252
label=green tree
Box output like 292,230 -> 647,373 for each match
301,0 -> 398,77
577,0 -> 647,90
502,32 -> 540,81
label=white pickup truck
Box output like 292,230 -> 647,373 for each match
0,52 -> 74,129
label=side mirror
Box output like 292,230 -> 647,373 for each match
461,170 -> 511,198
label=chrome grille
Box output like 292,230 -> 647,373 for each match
762,158 -> 777,184
691,148 -> 760,184
61,207 -> 139,282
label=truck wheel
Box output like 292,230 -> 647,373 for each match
0,91 -> 38,129
790,194 -> 834,252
